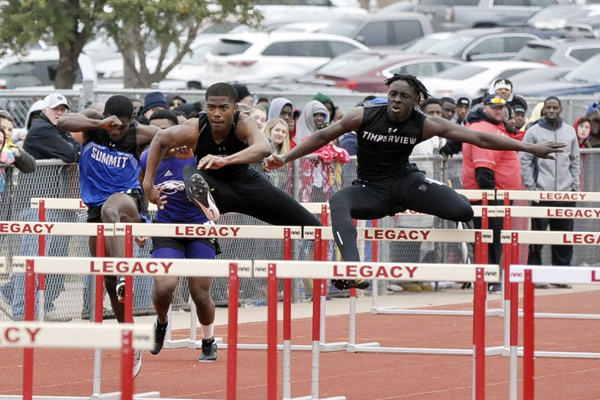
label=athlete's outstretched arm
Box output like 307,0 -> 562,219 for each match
264,106 -> 363,171
143,119 -> 199,208
422,116 -> 566,159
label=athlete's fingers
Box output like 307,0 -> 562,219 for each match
135,236 -> 148,248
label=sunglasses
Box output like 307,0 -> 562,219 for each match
487,97 -> 506,106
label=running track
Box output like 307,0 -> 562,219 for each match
2,290 -> 600,400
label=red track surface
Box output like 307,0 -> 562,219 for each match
2,291 -> 600,400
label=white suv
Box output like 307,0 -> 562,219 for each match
203,32 -> 369,86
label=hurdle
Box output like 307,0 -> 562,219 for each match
0,321 -> 153,400
508,265 -> 600,400
115,222 -> 308,351
255,260 -> 498,400
11,256 -> 251,400
501,230 -> 600,400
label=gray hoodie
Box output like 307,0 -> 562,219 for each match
519,117 -> 580,192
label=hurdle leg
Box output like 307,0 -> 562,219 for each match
226,263 -> 239,400
523,270 -> 535,400
283,278 -> 292,399
268,263 -> 278,400
23,260 -> 36,400
120,330 -> 134,400
473,268 -> 486,400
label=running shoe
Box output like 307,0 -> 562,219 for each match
116,277 -> 127,304
199,338 -> 218,362
150,319 -> 168,355
331,279 -> 370,291
133,348 -> 143,378
186,173 -> 220,221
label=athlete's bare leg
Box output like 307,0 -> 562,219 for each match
100,193 -> 143,323
153,276 -> 179,324
188,277 -> 215,326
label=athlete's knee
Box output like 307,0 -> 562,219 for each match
454,195 -> 474,222
191,290 -> 212,310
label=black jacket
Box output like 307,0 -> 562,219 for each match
23,113 -> 80,162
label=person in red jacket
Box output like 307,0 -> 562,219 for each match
462,94 -> 522,293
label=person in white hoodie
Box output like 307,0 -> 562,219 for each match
11,99 -> 45,146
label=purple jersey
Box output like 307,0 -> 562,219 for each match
140,150 -> 209,224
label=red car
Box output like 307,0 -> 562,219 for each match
311,49 -> 464,93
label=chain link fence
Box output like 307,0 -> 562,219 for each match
1,87 -> 599,322
3,150 -> 600,322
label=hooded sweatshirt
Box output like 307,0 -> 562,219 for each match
294,100 -> 329,144
519,117 -> 580,192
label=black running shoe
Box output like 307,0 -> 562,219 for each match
151,319 -> 168,355
331,279 -> 370,291
199,338 -> 218,362
186,173 -> 220,221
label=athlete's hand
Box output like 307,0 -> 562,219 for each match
135,236 -> 148,248
99,115 -> 123,130
263,154 -> 285,172
197,154 -> 227,170
143,184 -> 166,210
171,146 -> 194,160
530,141 -> 567,160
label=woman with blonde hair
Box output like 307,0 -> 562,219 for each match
263,118 -> 290,155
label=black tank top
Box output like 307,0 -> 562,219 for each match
356,103 -> 426,181
194,111 -> 249,180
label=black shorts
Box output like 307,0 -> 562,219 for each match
151,236 -> 221,255
86,189 -> 150,223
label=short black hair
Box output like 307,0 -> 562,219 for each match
420,98 -> 442,112
384,74 -> 430,101
148,109 -> 179,126
104,95 -> 134,119
544,96 -> 561,107
206,83 -> 237,104
440,97 -> 455,105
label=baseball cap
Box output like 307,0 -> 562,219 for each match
44,93 -> 70,110
513,105 -> 526,114
457,97 -> 470,107
483,94 -> 506,108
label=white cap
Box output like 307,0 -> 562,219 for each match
44,93 -> 70,110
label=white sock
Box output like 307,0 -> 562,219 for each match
201,324 -> 214,340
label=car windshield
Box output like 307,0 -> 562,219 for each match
315,52 -> 381,74
422,33 -> 479,57
402,36 -> 446,53
319,20 -> 362,38
514,44 -> 554,63
432,65 -> 487,79
564,55 -> 600,83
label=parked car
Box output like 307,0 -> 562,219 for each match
516,54 -> 600,96
96,35 -> 218,80
399,32 -> 452,52
419,60 -> 548,98
419,27 -> 566,61
564,15 -> 600,39
309,50 -> 463,92
416,0 -> 560,32
513,38 -> 600,67
318,12 -> 433,48
509,66 -> 573,90
526,4 -> 600,30
203,32 -> 369,86
0,47 -> 96,89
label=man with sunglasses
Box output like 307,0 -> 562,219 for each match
462,94 -> 521,292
